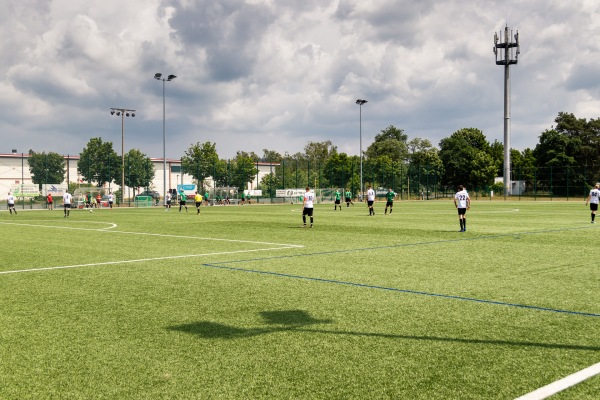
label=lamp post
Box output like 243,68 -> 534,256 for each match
356,99 -> 367,201
110,107 -> 136,205
154,73 -> 177,205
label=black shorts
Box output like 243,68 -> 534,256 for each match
591,203 -> 598,211
386,201 -> 393,207
180,200 -> 186,205
345,197 -> 351,202
166,200 -> 171,205
196,202 -> 202,208
457,208 -> 467,215
367,200 -> 374,207
303,207 -> 314,216
335,199 -> 341,204
64,204 -> 71,209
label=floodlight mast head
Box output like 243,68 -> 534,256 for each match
356,99 -> 368,106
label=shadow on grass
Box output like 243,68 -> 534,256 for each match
168,309 -> 600,351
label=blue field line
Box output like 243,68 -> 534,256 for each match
200,261 -> 600,318
203,224 -> 595,267
198,226 -> 600,318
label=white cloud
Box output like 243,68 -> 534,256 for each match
1,0 -> 600,160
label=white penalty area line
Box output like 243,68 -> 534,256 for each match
0,246 -> 300,275
0,221 -> 303,248
0,221 -> 118,230
515,361 -> 600,400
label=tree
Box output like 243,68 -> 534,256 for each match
489,140 -> 504,177
28,151 -> 65,186
533,129 -> 578,167
407,138 -> 444,193
259,172 -> 277,198
511,148 -> 536,192
261,149 -> 282,163
324,151 -> 353,188
230,151 -> 258,190
119,149 -> 155,194
212,159 -> 230,188
181,142 -> 220,187
365,125 -> 408,163
304,140 -> 335,170
438,128 -> 495,190
553,112 -> 600,182
278,153 -> 307,189
533,129 -> 580,195
78,138 -> 120,186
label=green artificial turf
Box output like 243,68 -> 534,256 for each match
0,200 -> 598,399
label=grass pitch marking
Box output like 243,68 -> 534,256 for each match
514,361 -> 600,399
0,221 -> 303,275
0,247 -> 300,275
0,221 -> 303,247
0,220 -> 118,230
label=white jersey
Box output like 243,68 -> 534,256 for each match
166,193 -> 171,202
63,192 -> 72,205
589,188 -> 600,204
454,189 -> 470,208
7,194 -> 15,205
366,189 -> 375,201
303,191 -> 315,208
108,194 -> 114,202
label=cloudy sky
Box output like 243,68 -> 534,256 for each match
2,0 -> 600,160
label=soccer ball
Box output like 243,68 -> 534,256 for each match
89,209 -> 93,213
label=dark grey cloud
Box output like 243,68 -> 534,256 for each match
166,0 -> 276,81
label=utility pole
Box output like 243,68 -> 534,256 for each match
494,26 -> 520,196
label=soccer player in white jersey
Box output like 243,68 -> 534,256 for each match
585,183 -> 600,223
453,185 -> 470,232
108,192 -> 114,209
7,192 -> 16,215
165,192 -> 172,211
366,185 -> 376,216
63,191 -> 72,218
302,186 -> 315,228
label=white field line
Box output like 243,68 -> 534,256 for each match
514,361 -> 600,400
0,221 -> 118,230
0,247 -> 298,275
0,221 -> 303,248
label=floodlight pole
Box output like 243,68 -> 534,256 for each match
356,99 -> 367,201
154,73 -> 177,204
494,26 -> 520,196
110,107 -> 136,205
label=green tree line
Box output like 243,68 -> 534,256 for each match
26,111 -> 600,198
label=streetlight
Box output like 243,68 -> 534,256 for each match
154,73 -> 177,205
110,107 -> 136,205
356,99 -> 367,201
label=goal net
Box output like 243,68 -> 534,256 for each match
73,188 -> 109,209
134,196 -> 153,207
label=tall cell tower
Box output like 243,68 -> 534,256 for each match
494,26 -> 520,196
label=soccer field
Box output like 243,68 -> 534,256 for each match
1,200 -> 598,399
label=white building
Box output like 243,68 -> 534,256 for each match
0,152 -> 278,200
